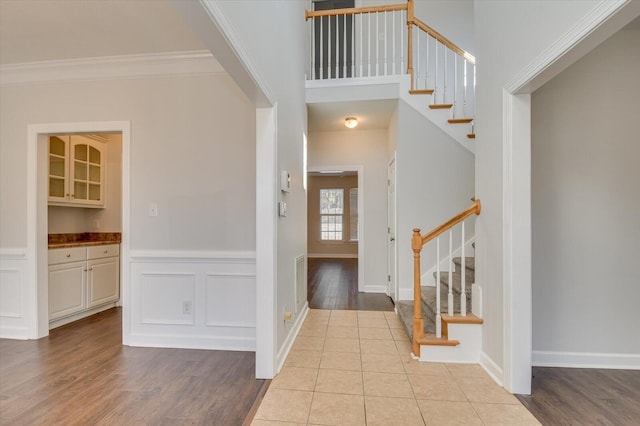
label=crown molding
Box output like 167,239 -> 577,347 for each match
0,50 -> 225,87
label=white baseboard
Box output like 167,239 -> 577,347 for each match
307,253 -> 358,259
0,325 -> 29,340
532,350 -> 640,370
127,334 -> 255,351
364,284 -> 387,294
276,302 -> 310,374
480,351 -> 505,387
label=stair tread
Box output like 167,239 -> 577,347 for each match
452,257 -> 475,271
409,89 -> 434,95
417,334 -> 460,346
448,118 -> 474,124
467,134 -> 476,139
429,103 -> 453,109
421,286 -> 470,315
442,313 -> 483,325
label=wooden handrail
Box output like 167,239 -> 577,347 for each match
421,199 -> 481,245
412,17 -> 476,64
305,3 -> 407,20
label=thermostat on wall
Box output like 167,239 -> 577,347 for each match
280,171 -> 291,192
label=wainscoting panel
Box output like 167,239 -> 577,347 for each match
205,274 -> 256,328
129,251 -> 256,351
0,249 -> 29,339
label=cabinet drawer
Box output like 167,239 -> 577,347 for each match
49,247 -> 86,265
87,244 -> 119,260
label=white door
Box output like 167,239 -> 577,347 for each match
387,157 -> 397,301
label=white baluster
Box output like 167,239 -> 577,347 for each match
320,17 -> 324,79
334,16 -> 338,78
375,12 -> 379,76
463,60 -> 468,117
448,230 -> 453,316
461,221 -> 467,316
436,237 -> 442,338
434,41 -> 438,104
424,34 -> 429,89
392,10 -> 395,75
453,54 -> 458,118
443,47 -> 447,105
310,17 -> 314,80
384,11 -> 387,76
343,14 -> 347,78
368,13 -> 371,76
351,14 -> 355,77
415,26 -> 420,89
359,13 -> 363,77
400,11 -> 404,73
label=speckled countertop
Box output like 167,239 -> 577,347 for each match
48,232 -> 121,249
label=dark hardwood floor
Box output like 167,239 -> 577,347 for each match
307,258 -> 394,311
516,367 -> 640,425
0,308 -> 268,425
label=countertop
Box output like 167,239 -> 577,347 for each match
48,232 -> 121,249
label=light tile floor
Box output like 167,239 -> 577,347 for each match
252,309 -> 540,426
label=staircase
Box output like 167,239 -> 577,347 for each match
396,255 -> 478,342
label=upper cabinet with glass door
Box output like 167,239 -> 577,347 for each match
48,135 -> 106,208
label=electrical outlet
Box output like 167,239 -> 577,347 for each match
284,311 -> 292,322
92,219 -> 100,229
182,301 -> 192,315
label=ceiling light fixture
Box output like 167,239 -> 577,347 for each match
344,117 -> 358,129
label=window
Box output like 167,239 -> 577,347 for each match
320,188 -> 343,240
349,188 -> 358,241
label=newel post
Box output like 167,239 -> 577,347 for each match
412,228 -> 424,356
407,0 -> 414,90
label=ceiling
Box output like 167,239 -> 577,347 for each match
0,0 -> 206,65
307,99 -> 398,132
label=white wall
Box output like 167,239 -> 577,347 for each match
531,29 -> 640,365
309,129 -> 389,291
395,100 -> 475,299
474,0 -> 625,385
48,133 -> 123,234
0,72 -> 257,344
213,0 -> 310,367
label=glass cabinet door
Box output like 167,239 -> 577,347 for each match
70,138 -> 104,206
48,136 -> 69,202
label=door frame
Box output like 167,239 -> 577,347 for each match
387,154 -> 397,301
26,121 -> 130,340
307,165 -> 364,292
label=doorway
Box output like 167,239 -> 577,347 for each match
27,121 -> 130,340
387,156 -> 397,301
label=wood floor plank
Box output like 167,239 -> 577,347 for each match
307,258 -> 394,311
516,367 -> 640,425
0,308 -> 268,425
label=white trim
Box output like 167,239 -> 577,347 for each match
504,0 -> 631,94
129,250 -> 256,263
305,75 -> 402,88
502,92 -> 532,395
388,154 -> 398,301
480,351 -> 505,387
0,327 -> 29,340
363,285 -> 387,294
0,51 -> 224,86
128,333 -> 255,351
0,248 -> 27,258
532,350 -> 640,370
308,165 -> 365,292
27,121 -> 131,341
256,106 -> 278,379
48,303 -> 117,330
276,303 -> 310,373
307,253 -> 358,259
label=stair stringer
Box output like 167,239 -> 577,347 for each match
419,321 -> 482,363
398,75 -> 475,154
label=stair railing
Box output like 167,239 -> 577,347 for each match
305,0 -> 475,122
411,199 -> 480,356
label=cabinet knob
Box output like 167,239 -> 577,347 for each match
66,254 -> 71,257
104,250 -> 108,254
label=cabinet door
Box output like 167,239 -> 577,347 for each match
49,261 -> 86,321
48,135 -> 69,204
87,257 -> 119,308
70,136 -> 106,207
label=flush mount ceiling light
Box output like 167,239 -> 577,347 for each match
344,117 -> 358,129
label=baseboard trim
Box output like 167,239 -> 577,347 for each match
127,333 -> 255,351
0,326 -> 29,340
480,351 -> 505,387
276,303 -> 310,374
307,253 -> 358,259
49,302 -> 118,330
532,350 -> 640,370
364,285 -> 387,294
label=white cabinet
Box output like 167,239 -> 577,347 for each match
48,135 -> 106,208
48,244 -> 119,322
